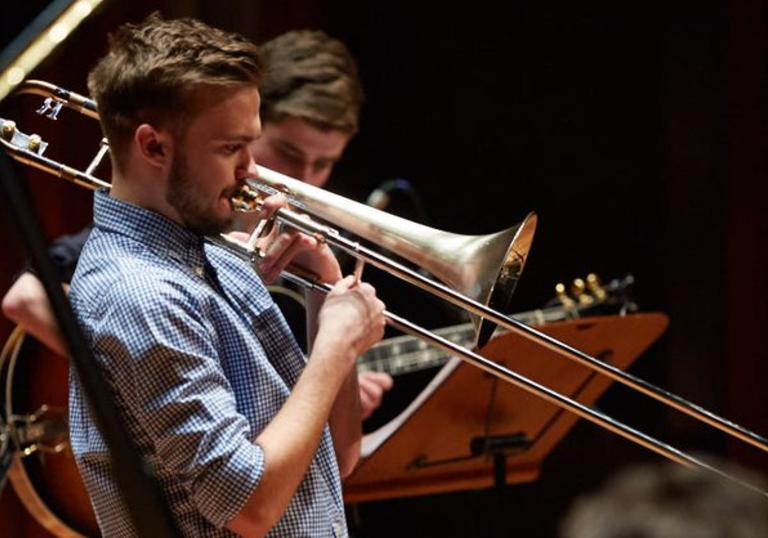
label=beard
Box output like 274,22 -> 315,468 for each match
165,149 -> 234,236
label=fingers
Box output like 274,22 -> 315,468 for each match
331,277 -> 375,295
259,231 -> 318,283
359,283 -> 386,332
359,387 -> 377,420
330,275 -> 359,294
328,278 -> 383,320
257,193 -> 288,221
317,278 -> 386,356
254,199 -> 345,284
223,230 -> 250,244
358,371 -> 394,419
365,295 -> 387,347
360,371 -> 394,391
350,282 -> 386,332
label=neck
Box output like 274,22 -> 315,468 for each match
110,169 -> 183,225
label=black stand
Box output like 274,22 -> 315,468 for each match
470,433 -> 532,489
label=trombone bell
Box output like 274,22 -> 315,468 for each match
249,165 -> 537,347
473,214 -> 536,347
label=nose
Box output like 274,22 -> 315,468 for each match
291,162 -> 314,183
237,149 -> 257,179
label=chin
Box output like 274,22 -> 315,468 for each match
214,207 -> 235,230
184,207 -> 234,236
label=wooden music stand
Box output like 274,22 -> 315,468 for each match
344,313 -> 669,502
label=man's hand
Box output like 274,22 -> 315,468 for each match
358,371 -> 394,419
255,195 -> 342,285
314,275 -> 386,367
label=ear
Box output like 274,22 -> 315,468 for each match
134,124 -> 173,169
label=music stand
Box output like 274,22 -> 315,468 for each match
344,313 -> 669,502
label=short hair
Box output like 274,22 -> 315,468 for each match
259,30 -> 364,134
560,460 -> 768,538
88,13 -> 263,171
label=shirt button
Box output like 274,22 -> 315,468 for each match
194,266 -> 204,278
332,519 -> 344,537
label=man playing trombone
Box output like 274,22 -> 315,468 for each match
2,28 -> 394,422
59,14 -> 384,537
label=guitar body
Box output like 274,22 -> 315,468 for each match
0,327 -> 99,537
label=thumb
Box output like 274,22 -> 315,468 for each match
332,275 -> 358,294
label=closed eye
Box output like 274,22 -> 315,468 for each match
275,145 -> 306,166
222,143 -> 243,155
313,159 -> 334,173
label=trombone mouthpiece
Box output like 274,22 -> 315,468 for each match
231,184 -> 262,213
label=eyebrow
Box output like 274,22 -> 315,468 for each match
275,139 -> 306,156
214,135 -> 258,143
275,139 -> 342,162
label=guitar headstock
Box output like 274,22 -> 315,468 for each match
547,273 -> 637,318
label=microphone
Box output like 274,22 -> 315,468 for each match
366,179 -> 429,223
365,179 -> 413,210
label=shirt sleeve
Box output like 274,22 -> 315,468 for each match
20,225 -> 92,283
89,274 -> 264,528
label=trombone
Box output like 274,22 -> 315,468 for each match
2,80 -> 767,496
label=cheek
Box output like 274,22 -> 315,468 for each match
251,145 -> 275,166
309,170 -> 332,188
253,146 -> 297,175
258,152 -> 289,172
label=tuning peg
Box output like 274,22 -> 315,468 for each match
586,273 -> 607,302
1,120 -> 16,141
555,282 -> 577,310
27,134 -> 42,153
571,278 -> 594,306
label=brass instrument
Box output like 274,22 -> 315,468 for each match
2,80 -> 767,498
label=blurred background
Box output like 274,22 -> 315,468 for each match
1,0 -> 766,536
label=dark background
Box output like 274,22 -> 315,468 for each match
1,1 -> 766,536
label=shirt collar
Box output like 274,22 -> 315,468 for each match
92,189 -> 206,267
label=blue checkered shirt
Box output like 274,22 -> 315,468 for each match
68,190 -> 348,537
